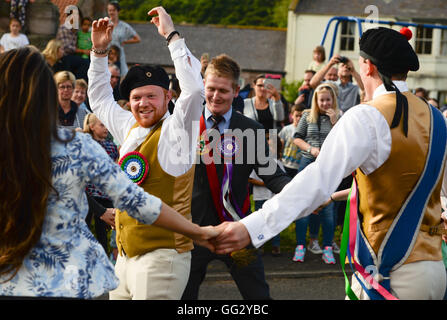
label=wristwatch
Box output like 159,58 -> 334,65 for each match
306,146 -> 312,153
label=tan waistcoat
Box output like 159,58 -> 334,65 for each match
116,121 -> 195,258
356,92 -> 443,264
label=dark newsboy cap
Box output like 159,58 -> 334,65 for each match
120,64 -> 170,100
359,27 -> 419,77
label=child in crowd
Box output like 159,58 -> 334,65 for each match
72,79 -> 90,113
307,45 -> 326,72
0,17 -> 29,53
83,113 -> 119,255
108,44 -> 121,71
76,17 -> 92,59
248,134 -> 285,256
292,83 -> 340,264
279,104 -> 305,178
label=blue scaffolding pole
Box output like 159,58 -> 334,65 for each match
320,16 -> 447,59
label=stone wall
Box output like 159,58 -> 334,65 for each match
1,0 -> 60,50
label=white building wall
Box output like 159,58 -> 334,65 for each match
286,13 -> 447,104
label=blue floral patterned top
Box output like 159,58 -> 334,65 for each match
0,128 -> 162,298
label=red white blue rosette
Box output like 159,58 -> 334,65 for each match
118,151 -> 149,185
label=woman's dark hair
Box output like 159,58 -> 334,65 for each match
0,47 -> 71,281
108,1 -> 121,11
253,73 -> 266,84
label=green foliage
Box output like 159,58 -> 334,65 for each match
281,78 -> 303,104
117,0 -> 289,27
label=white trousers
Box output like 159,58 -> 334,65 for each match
109,248 -> 191,300
349,260 -> 446,300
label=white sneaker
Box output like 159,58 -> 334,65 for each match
332,242 -> 340,254
307,239 -> 323,254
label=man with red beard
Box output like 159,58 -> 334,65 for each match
88,7 -> 204,300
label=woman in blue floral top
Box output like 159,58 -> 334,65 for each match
0,47 -> 218,299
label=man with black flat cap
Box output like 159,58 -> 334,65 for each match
212,26 -> 447,300
87,7 -> 205,300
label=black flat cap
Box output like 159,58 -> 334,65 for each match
359,27 -> 419,76
120,64 -> 170,100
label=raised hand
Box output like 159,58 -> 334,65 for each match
325,108 -> 338,125
91,17 -> 114,53
147,6 -> 176,39
213,221 -> 252,255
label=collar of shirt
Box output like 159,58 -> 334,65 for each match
118,110 -> 170,158
373,81 -> 408,99
336,80 -> 354,88
204,106 -> 232,133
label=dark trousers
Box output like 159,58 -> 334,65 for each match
85,197 -> 112,254
182,245 -> 271,300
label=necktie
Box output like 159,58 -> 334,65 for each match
210,115 -> 224,132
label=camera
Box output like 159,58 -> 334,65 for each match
338,56 -> 348,64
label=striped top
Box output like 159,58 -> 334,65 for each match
293,111 -> 334,159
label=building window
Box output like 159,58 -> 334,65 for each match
441,29 -> 447,56
415,27 -> 432,54
339,21 -> 355,51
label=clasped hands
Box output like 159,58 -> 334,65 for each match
194,222 -> 252,255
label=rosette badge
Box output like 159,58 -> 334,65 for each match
119,151 -> 149,185
219,135 -> 241,160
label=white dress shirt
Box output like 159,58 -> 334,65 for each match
242,81 -> 447,247
88,39 -> 205,177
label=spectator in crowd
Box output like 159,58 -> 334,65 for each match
243,74 -> 284,131
83,113 -> 119,254
200,52 -> 209,77
248,134 -> 286,257
294,70 -> 316,109
0,45 -> 217,299
54,70 -> 89,130
182,54 -> 291,300
428,97 -> 439,109
415,87 -> 429,101
279,103 -> 305,178
56,9 -> 89,81
77,17 -> 93,60
72,78 -> 91,112
310,54 -> 364,115
107,1 -> 141,76
108,44 -> 121,71
108,64 -> 122,101
307,45 -> 326,72
325,66 -> 338,82
8,0 -> 34,31
292,83 -> 340,264
168,74 -> 181,114
42,39 -> 65,73
0,17 -> 29,53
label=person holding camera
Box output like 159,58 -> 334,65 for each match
243,74 -> 284,131
310,54 -> 364,115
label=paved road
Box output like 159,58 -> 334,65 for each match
199,275 -> 346,300
198,249 -> 350,300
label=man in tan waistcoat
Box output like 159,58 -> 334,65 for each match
212,27 -> 447,300
88,7 -> 205,299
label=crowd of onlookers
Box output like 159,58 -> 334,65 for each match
2,2 -> 447,268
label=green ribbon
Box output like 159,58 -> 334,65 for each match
339,182 -> 359,300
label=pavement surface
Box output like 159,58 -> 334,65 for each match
198,248 -> 352,300
204,248 -> 351,281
